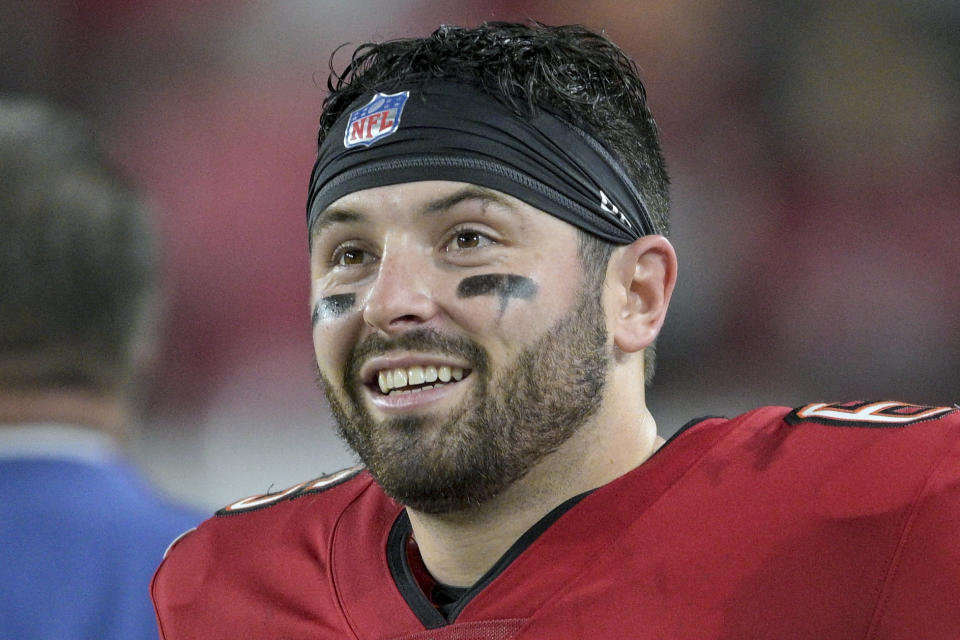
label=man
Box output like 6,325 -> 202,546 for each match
0,97 -> 205,639
152,23 -> 960,639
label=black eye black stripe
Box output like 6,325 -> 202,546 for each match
312,293 -> 356,326
313,275 -> 536,325
457,274 -> 538,315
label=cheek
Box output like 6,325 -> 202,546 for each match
310,289 -> 364,376
446,270 -> 576,347
312,323 -> 346,379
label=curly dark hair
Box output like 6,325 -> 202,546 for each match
317,22 -> 670,383
319,22 -> 670,238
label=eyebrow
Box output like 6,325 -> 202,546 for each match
310,185 -> 515,244
310,208 -> 366,238
421,185 -> 514,215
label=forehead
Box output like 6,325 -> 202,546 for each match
310,180 -> 569,239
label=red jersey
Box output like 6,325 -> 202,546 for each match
152,401 -> 960,639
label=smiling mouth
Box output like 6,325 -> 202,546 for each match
375,365 -> 470,395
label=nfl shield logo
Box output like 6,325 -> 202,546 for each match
343,91 -> 410,148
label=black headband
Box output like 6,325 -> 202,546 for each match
307,80 -> 655,244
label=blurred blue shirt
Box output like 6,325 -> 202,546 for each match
0,424 -> 206,640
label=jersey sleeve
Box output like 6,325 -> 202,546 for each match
150,467 -> 369,640
867,417 -> 960,639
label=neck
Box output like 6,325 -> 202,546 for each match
407,405 -> 662,587
0,388 -> 129,442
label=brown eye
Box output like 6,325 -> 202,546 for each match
456,231 -> 481,249
442,228 -> 494,254
336,248 -> 367,266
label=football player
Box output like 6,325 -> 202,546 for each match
152,22 -> 960,639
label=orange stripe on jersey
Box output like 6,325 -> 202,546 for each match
795,401 -> 953,425
222,482 -> 308,513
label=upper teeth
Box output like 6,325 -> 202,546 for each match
377,365 -> 464,394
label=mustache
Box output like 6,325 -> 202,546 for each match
344,328 -> 490,386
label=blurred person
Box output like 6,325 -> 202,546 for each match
0,96 -> 205,640
152,22 -> 960,639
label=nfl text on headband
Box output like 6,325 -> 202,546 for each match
307,80 -> 655,244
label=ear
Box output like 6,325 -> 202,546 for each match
608,235 -> 677,353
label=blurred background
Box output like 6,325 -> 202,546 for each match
2,0 -> 957,511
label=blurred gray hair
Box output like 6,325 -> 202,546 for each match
0,96 -> 159,393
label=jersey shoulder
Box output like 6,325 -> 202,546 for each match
671,400 -> 959,460
152,466 -> 379,638
680,400 -> 959,434
214,464 -> 366,516
668,400 -> 960,515
159,465 -> 368,561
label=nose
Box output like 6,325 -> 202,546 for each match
362,244 -> 441,334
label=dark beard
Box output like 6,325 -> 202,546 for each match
318,288 -> 608,514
